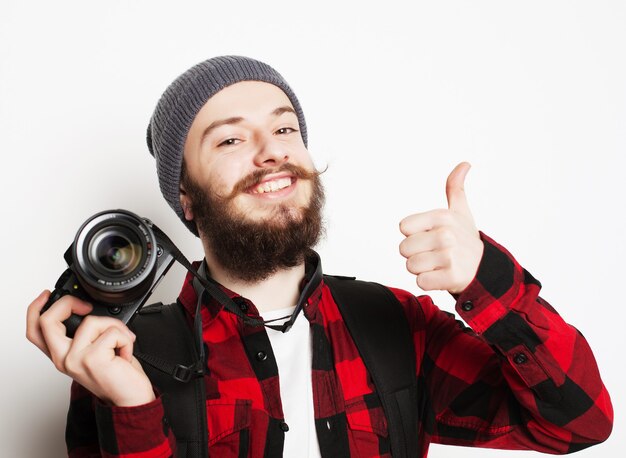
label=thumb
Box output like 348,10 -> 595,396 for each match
446,162 -> 473,217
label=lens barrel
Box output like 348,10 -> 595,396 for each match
72,210 -> 158,304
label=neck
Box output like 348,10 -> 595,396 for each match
202,248 -> 305,314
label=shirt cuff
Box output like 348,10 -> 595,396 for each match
95,396 -> 173,456
454,232 -> 523,334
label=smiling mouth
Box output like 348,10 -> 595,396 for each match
249,177 -> 295,194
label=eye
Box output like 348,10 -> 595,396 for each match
275,127 -> 298,135
218,138 -> 241,147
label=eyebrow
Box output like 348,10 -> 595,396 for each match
199,105 -> 297,144
200,116 -> 244,144
271,105 -> 297,117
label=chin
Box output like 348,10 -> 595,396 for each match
245,205 -> 305,225
238,193 -> 309,217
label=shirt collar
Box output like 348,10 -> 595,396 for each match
178,250 -> 324,327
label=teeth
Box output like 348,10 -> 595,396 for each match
252,177 -> 292,194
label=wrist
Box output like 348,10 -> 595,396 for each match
110,386 -> 157,407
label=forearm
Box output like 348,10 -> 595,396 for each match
414,233 -> 613,452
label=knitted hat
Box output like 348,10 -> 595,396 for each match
146,55 -> 308,236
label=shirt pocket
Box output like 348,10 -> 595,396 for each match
206,398 -> 252,456
345,394 -> 391,457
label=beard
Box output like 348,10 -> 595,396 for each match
183,163 -> 325,283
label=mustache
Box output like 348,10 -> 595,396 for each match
226,163 -> 322,199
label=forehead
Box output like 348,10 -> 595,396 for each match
194,81 -> 294,122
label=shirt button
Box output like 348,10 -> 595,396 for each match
255,351 -> 268,361
280,421 -> 290,432
513,353 -> 528,365
461,301 -> 474,312
234,297 -> 248,312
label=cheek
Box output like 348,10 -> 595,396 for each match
299,179 -> 314,202
206,157 -> 248,192
292,145 -> 315,169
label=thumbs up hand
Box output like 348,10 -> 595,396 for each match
399,162 -> 484,294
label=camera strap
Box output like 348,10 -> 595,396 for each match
150,223 -> 296,332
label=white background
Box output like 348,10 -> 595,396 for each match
1,1 -> 624,456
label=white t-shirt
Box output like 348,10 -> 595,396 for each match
263,306 -> 322,458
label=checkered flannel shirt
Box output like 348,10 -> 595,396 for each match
65,233 -> 613,457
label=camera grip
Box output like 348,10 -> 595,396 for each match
40,288 -> 84,338
64,313 -> 84,339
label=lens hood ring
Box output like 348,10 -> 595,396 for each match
72,209 -> 158,298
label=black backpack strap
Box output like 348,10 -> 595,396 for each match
131,302 -> 208,458
324,275 -> 419,458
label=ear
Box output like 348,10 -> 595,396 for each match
179,185 -> 194,221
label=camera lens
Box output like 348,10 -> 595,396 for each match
90,229 -> 142,275
72,210 -> 159,304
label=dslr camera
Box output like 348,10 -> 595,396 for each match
41,209 -> 175,337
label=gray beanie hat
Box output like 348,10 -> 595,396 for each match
146,55 -> 308,236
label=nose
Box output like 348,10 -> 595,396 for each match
252,133 -> 289,168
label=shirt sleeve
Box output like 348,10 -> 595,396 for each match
66,382 -> 176,458
394,232 -> 613,454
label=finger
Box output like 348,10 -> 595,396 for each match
72,315 -> 134,354
399,227 -> 456,258
90,326 -> 135,363
88,318 -> 136,363
39,296 -> 92,368
39,294 -> 93,323
64,324 -> 135,378
66,326 -> 135,384
117,339 -> 135,363
415,269 -> 449,292
399,209 -> 454,236
406,251 -> 447,277
446,162 -> 473,217
26,290 -> 52,357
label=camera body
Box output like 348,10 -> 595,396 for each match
42,209 -> 176,337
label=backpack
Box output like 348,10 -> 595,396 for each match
132,276 -> 419,457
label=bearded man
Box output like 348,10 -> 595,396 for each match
27,56 -> 612,457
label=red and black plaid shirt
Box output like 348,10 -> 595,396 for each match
65,233 -> 613,457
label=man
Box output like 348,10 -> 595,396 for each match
27,56 -> 613,457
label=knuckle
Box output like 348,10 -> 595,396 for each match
411,253 -> 430,275
441,248 -> 453,265
81,355 -> 98,373
438,228 -> 456,247
26,300 -> 38,314
436,209 -> 452,225
107,322 -> 126,335
55,295 -> 75,309
105,326 -> 122,337
416,275 -> 430,290
51,356 -> 66,373
101,325 -> 127,344
399,219 -> 410,235
64,354 -> 78,375
38,311 -> 52,326
103,317 -> 125,330
81,315 -> 97,326
433,208 -> 446,218
399,240 -> 409,257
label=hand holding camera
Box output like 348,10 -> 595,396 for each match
39,209 -> 176,336
27,208 -> 257,405
27,291 -> 155,407
26,209 -> 175,406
